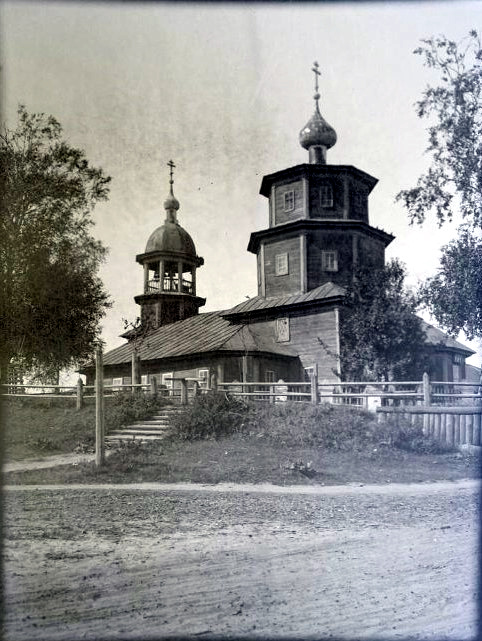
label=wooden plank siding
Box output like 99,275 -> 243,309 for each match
264,236 -> 301,297
309,176 -> 345,219
306,230 -> 354,291
273,180 -> 305,225
249,307 -> 339,382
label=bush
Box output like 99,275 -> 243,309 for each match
248,402 -> 389,450
391,420 -> 456,454
171,392 -> 249,440
104,392 -> 169,433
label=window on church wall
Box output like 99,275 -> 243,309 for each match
275,317 -> 290,342
284,190 -> 295,212
320,184 -> 333,208
265,370 -> 276,383
198,369 -> 209,389
322,250 -> 338,272
112,377 -> 123,391
452,354 -> 465,381
275,252 -> 289,276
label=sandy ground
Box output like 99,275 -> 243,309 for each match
3,480 -> 480,640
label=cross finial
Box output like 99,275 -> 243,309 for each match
312,61 -> 321,104
167,159 -> 176,190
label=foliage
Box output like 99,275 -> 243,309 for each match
0,106 -> 111,382
421,227 -> 482,339
247,402 -> 389,450
334,260 -> 431,381
396,31 -> 482,228
3,391 -> 169,459
104,391 -> 169,433
396,32 -> 482,339
171,391 -> 249,440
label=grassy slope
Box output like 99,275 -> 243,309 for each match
3,396 -> 481,485
3,394 -> 169,461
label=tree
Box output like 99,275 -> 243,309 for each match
421,227 -> 482,340
396,31 -> 482,227
396,31 -> 482,340
0,106 -> 111,383
335,261 -> 431,381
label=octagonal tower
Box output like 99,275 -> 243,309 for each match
134,162 -> 205,329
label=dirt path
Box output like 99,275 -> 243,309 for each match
3,481 -> 480,640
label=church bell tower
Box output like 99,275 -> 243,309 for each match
249,62 -> 394,298
134,161 -> 205,329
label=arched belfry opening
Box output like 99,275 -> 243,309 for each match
134,161 -> 205,329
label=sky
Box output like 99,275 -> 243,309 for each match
2,0 -> 481,369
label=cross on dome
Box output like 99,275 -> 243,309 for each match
163,160 -> 180,220
312,61 -> 321,102
299,61 -> 337,163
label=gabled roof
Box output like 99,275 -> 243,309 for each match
98,311 -> 298,368
222,282 -> 346,319
421,319 -> 475,355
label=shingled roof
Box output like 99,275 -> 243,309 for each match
99,311 -> 298,367
222,282 -> 345,319
421,319 -> 475,355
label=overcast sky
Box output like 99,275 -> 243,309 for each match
2,0 -> 481,367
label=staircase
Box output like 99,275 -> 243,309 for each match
106,405 -> 183,444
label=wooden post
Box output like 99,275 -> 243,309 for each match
310,371 -> 318,404
150,376 -> 158,398
210,369 -> 218,392
422,372 -> 431,406
193,380 -> 200,397
466,414 -> 474,445
473,413 -> 481,446
76,377 -> 84,410
131,351 -> 141,395
180,378 -> 188,405
242,355 -> 248,396
446,413 -> 454,446
95,346 -> 105,467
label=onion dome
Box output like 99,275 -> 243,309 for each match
299,105 -> 337,151
299,61 -> 337,164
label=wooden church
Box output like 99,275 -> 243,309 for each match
83,65 -> 474,390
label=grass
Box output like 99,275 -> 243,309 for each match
4,434 -> 480,486
4,395 -> 481,486
2,393 -> 170,461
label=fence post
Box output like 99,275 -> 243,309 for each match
193,380 -> 200,397
180,378 -> 188,405
131,352 -> 141,395
95,346 -> 105,467
150,376 -> 158,399
76,377 -> 84,410
311,371 -> 318,404
210,370 -> 218,392
423,372 -> 431,406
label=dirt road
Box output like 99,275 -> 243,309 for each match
3,480 -> 480,640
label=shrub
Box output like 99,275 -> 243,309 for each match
104,392 -> 169,433
171,391 -> 249,440
248,402 -> 388,450
391,420 -> 456,454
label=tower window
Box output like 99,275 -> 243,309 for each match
275,252 -> 289,276
283,190 -> 295,212
275,317 -> 290,342
320,185 -> 333,208
322,250 -> 338,272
